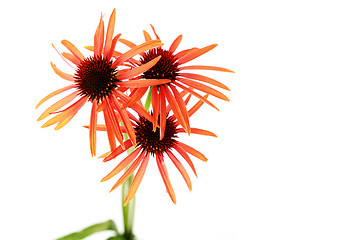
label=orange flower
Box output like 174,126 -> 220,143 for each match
100,93 -> 216,205
117,25 -> 233,140
36,9 -> 170,156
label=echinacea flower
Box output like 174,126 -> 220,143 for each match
100,92 -> 216,205
117,25 -> 233,140
36,9 -> 170,156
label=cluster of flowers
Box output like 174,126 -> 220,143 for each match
36,9 -> 232,205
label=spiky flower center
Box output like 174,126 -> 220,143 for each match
74,56 -> 118,102
140,48 -> 180,81
135,116 -> 178,155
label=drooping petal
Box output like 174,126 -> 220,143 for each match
177,78 -> 230,101
156,154 -> 176,204
124,153 -> 150,205
36,85 -> 76,109
103,102 -> 118,151
101,148 -> 141,181
61,40 -> 85,61
177,44 -> 217,65
169,35 -> 183,53
94,14 -> 105,56
173,144 -> 197,177
116,56 -> 162,80
179,73 -> 230,90
90,100 -> 98,156
173,82 -> 219,111
110,151 -> 146,192
159,86 -> 167,140
167,150 -> 192,191
50,62 -> 74,82
103,9 -> 116,59
188,94 -> 208,118
151,86 -> 159,131
179,65 -> 234,73
104,98 -> 124,150
176,141 -> 207,162
169,84 -> 190,134
37,91 -> 78,121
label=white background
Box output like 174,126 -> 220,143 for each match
1,0 -> 360,239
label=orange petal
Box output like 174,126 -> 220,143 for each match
167,150 -> 192,191
179,73 -> 230,90
102,148 -> 141,181
61,40 -> 85,61
123,153 -> 150,205
188,94 -> 208,118
177,78 -> 229,101
173,144 -> 197,177
175,48 -> 198,60
176,141 -> 207,162
61,52 -> 80,65
110,151 -> 146,192
112,40 -> 163,67
169,35 -> 182,53
177,127 -> 216,137
118,38 -> 137,48
104,9 -> 116,59
50,62 -> 74,82
116,56 -> 162,80
37,91 -> 78,121
36,85 -> 75,109
150,24 -> 160,40
169,84 -> 190,133
119,78 -> 170,88
177,44 -> 217,65
143,30 -> 152,41
156,154 -> 176,204
151,87 -> 159,131
159,87 -> 167,140
173,82 -> 219,111
179,65 -> 234,73
90,100 -> 98,156
103,139 -> 134,162
94,14 -> 105,56
106,33 -> 121,60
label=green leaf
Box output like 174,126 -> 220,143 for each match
144,87 -> 153,112
56,220 -> 118,240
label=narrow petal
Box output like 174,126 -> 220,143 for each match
176,141 -> 207,162
150,24 -> 160,40
37,91 -> 78,121
104,9 -> 116,58
175,48 -> 198,59
103,139 -> 134,162
151,87 -> 159,131
177,44 -> 217,65
167,150 -> 192,191
103,103 -> 118,151
104,98 -> 124,150
52,44 -> 76,70
94,14 -> 105,56
188,94 -> 208,118
179,65 -> 234,73
177,78 -> 230,101
126,87 -> 148,107
169,84 -> 190,134
169,35 -> 183,53
173,144 -> 197,177
119,78 -> 170,89
106,33 -> 121,61
177,127 -> 217,137
50,62 -> 74,82
112,40 -> 163,67
156,154 -> 176,204
116,56 -> 162,80
62,52 -> 80,65
61,40 -> 85,61
173,82 -> 219,111
110,151 -> 146,192
90,100 -> 98,156
179,73 -> 230,90
143,30 -> 152,41
36,85 -> 75,109
101,148 -> 141,181
118,38 -> 137,48
124,153 -> 150,205
159,87 -> 167,140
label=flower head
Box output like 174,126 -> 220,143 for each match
36,10 -> 169,156
100,92 -> 216,205
118,25 -> 233,140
